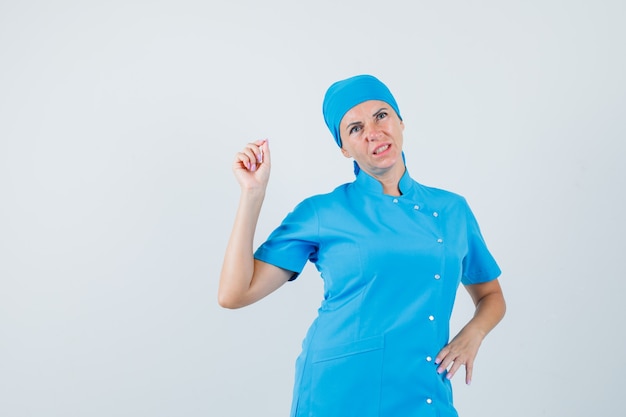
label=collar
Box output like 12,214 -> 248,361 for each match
353,166 -> 415,196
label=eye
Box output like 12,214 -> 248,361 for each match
375,111 -> 388,120
349,125 -> 362,135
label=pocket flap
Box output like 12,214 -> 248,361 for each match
311,335 -> 384,363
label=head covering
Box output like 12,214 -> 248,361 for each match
322,74 -> 402,148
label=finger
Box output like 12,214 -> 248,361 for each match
445,358 -> 464,380
245,140 -> 269,171
238,143 -> 263,171
248,139 -> 270,168
249,140 -> 267,162
259,139 -> 270,165
436,354 -> 454,376
465,360 -> 474,385
435,347 -> 449,368
234,151 -> 255,171
435,345 -> 454,373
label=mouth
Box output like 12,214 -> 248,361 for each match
373,144 -> 390,155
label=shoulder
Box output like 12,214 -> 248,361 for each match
298,182 -> 353,209
413,180 -> 469,207
277,183 -> 351,226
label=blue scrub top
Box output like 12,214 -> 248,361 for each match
255,169 -> 501,417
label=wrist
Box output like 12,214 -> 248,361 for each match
239,187 -> 266,206
462,321 -> 488,340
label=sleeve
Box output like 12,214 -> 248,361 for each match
460,200 -> 502,286
254,198 -> 319,281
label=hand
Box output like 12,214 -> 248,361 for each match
435,326 -> 484,385
233,139 -> 271,191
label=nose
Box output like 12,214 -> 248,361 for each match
364,121 -> 381,141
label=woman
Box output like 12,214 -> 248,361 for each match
219,74 -> 505,417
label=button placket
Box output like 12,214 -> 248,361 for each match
432,209 -> 443,244
428,209 -> 442,408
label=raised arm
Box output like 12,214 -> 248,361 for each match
218,139 -> 293,309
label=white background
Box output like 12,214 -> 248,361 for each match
1,1 -> 624,416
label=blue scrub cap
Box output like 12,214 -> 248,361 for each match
322,74 -> 402,148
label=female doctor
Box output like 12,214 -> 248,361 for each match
219,74 -> 506,417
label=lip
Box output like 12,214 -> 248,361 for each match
372,143 -> 392,156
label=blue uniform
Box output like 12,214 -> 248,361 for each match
254,169 -> 501,417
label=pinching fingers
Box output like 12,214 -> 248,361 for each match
237,140 -> 267,172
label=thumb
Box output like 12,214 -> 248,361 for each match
259,138 -> 270,166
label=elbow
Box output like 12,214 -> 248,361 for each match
489,291 -> 507,324
217,291 -> 246,309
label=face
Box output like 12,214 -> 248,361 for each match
339,100 -> 405,178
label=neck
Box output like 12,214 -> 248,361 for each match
369,164 -> 405,196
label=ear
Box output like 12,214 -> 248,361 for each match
341,148 -> 351,158
400,120 -> 405,131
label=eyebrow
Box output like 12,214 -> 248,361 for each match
372,107 -> 389,117
345,120 -> 362,131
345,107 -> 389,131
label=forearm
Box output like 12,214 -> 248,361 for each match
463,288 -> 506,340
218,189 -> 266,307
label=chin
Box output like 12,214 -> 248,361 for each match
369,160 -> 401,175
378,155 -> 401,169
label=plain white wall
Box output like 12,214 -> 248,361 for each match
1,1 -> 624,416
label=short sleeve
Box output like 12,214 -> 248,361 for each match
461,201 -> 502,285
254,199 -> 319,281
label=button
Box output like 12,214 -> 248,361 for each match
392,198 -> 398,203
437,238 -> 443,243
433,211 -> 439,217
428,315 -> 435,321
426,398 -> 433,404
426,356 -> 432,362
413,205 -> 420,210
434,274 -> 441,280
